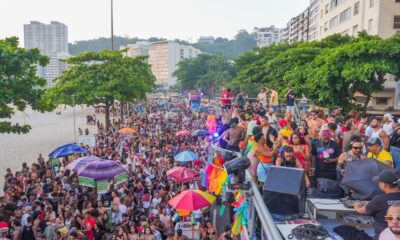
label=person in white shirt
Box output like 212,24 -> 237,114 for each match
380,205 -> 400,240
383,113 -> 395,137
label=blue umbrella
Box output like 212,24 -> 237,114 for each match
49,143 -> 90,158
174,151 -> 198,162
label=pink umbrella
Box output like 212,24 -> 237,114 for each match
176,130 -> 191,136
167,167 -> 200,182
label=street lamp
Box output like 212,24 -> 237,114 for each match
111,0 -> 114,50
71,95 -> 77,143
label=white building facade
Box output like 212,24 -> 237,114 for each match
254,26 -> 283,47
147,41 -> 201,88
24,21 -> 69,86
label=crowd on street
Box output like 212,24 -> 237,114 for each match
1,87 -> 400,240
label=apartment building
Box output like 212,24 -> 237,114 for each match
24,21 -> 69,86
147,41 -> 201,88
319,0 -> 400,39
197,36 -> 215,44
309,0 -> 321,40
282,8 -> 310,43
254,26 -> 283,47
122,41 -> 150,58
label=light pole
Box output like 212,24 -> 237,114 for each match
72,95 -> 77,143
111,0 -> 114,50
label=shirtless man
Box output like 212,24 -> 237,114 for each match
222,117 -> 246,152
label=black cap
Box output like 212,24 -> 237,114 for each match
366,137 -> 382,147
372,170 -> 400,185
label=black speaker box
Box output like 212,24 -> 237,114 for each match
263,166 -> 306,215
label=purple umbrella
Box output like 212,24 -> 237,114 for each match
78,159 -> 127,183
66,156 -> 101,172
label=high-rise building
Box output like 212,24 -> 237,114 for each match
147,41 -> 201,88
318,0 -> 400,39
309,0 -> 321,40
24,21 -> 69,86
121,41 -> 150,58
254,26 -> 283,47
282,8 -> 310,43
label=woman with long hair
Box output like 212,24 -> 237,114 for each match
289,132 -> 311,170
254,133 -> 279,184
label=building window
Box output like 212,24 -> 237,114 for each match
368,19 -> 374,33
329,15 -> 339,29
376,97 -> 389,105
394,16 -> 400,29
353,25 -> 359,35
354,2 -> 360,15
324,22 -> 328,31
369,0 -> 374,8
325,4 -> 329,13
340,8 -> 352,23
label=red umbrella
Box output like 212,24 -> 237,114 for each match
167,167 -> 200,182
168,190 -> 216,211
176,130 -> 191,136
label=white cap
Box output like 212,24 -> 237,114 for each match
384,113 -> 393,122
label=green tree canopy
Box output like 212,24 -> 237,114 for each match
174,54 -> 236,99
0,37 -> 51,134
234,32 -> 400,112
48,50 -> 155,129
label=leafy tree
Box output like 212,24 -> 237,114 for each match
174,54 -> 236,99
48,50 -> 155,129
0,37 -> 51,134
305,32 -> 400,112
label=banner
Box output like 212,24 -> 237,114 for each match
78,176 -> 96,187
78,135 -> 96,147
114,172 -> 128,185
97,180 -> 109,194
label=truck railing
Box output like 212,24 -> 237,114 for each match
209,144 -> 283,240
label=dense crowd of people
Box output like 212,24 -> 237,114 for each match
1,87 -> 400,240
218,88 -> 400,240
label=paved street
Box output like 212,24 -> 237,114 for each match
0,106 -> 99,192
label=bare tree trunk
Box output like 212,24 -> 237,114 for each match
105,102 -> 111,130
120,102 -> 124,120
363,94 -> 371,115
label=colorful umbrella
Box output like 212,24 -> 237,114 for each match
167,167 -> 200,182
78,159 -> 128,187
168,190 -> 216,211
118,127 -> 137,135
66,155 -> 101,172
174,151 -> 198,162
192,129 -> 210,137
49,143 -> 90,158
176,130 -> 191,136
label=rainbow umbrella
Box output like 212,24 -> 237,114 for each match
167,167 -> 200,182
168,190 -> 216,211
176,130 -> 191,136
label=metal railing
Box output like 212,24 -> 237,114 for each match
209,144 -> 283,240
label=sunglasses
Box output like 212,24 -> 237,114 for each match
384,215 -> 400,221
352,146 -> 362,150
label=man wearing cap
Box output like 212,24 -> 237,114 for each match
311,129 -> 340,181
354,170 -> 400,239
379,205 -> 400,240
367,137 -> 394,167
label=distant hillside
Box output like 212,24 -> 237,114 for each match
68,36 -> 166,55
68,30 -> 256,59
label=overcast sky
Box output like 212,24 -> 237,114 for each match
1,0 -> 309,44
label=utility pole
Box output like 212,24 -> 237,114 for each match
72,95 -> 77,143
111,0 -> 114,50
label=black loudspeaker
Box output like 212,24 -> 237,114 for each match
263,166 -> 306,215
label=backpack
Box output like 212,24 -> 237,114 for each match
21,225 -> 35,240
